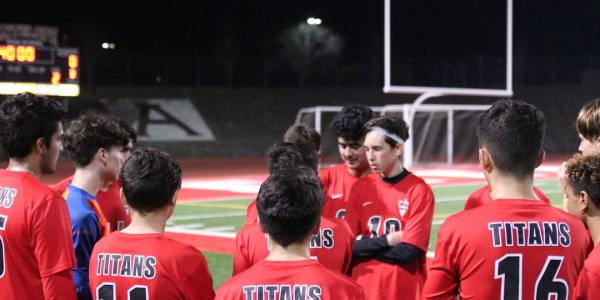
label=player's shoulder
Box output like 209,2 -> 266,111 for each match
312,262 -> 363,291
159,235 -> 208,260
584,245 -> 600,270
468,185 -> 490,198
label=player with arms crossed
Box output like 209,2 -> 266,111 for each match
62,112 -> 130,299
0,93 -> 77,299
90,148 -> 215,300
217,167 -> 364,300
319,104 -> 373,219
423,100 -> 589,299
344,115 -> 435,300
234,143 -> 354,275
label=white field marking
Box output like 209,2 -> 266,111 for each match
182,179 -> 262,194
433,220 -> 445,225
413,169 -> 485,179
167,227 -> 236,238
167,223 -> 205,230
427,251 -> 435,258
169,211 -> 246,221
424,178 -> 448,185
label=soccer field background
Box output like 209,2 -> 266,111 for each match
169,179 -> 564,289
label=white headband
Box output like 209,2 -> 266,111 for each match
369,126 -> 405,144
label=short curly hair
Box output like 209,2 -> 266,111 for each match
63,112 -> 130,167
0,93 -> 65,159
121,148 -> 182,215
565,153 -> 600,209
257,167 -> 323,247
330,104 -> 374,142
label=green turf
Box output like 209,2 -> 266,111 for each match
174,179 -> 564,289
204,252 -> 233,289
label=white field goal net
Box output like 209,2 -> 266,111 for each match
295,104 -> 490,169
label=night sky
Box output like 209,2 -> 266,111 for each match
4,1 -> 600,58
3,0 -> 600,88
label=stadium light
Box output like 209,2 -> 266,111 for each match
306,17 -> 322,26
101,42 -> 116,50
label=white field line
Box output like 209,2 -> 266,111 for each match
169,211 -> 246,221
167,227 -> 236,238
167,223 -> 205,230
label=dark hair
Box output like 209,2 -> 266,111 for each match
364,115 -> 409,147
257,167 -> 323,247
0,93 -> 65,159
330,104 -> 374,142
477,100 -> 545,178
267,142 -> 318,175
576,99 -> 600,141
120,148 -> 182,215
115,118 -> 137,144
283,124 -> 321,152
63,112 -> 130,167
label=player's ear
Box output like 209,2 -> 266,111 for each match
580,190 -> 591,214
97,148 -> 108,165
535,149 -> 546,168
479,148 -> 494,173
394,142 -> 404,157
33,137 -> 46,154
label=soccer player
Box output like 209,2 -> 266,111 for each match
344,115 -> 435,300
62,112 -> 130,300
243,124 -> 321,225
233,143 -> 354,275
89,148 -> 215,299
319,104 -> 373,219
0,93 -> 77,299
561,153 -> 600,299
55,117 -> 135,232
217,168 -> 364,300
423,100 -> 589,299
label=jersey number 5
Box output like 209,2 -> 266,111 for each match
495,254 -> 568,300
0,215 -> 7,278
97,283 -> 148,300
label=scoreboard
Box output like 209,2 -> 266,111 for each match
0,44 -> 80,97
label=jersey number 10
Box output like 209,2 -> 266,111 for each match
495,254 -> 568,300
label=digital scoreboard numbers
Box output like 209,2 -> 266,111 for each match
0,44 -> 80,97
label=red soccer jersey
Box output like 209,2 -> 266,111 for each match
319,163 -> 364,219
423,199 -> 590,300
89,232 -> 215,300
0,169 -> 76,299
243,198 -> 258,226
344,172 -> 435,300
574,243 -> 600,299
54,176 -> 131,232
217,259 -> 364,300
464,184 -> 551,210
233,216 -> 354,275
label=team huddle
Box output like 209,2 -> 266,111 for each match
0,92 -> 599,300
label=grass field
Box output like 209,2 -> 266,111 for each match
169,179 -> 564,289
